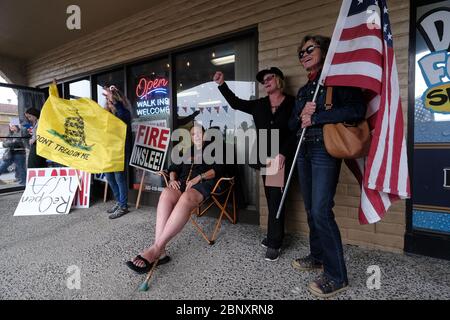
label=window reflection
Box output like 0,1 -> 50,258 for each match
96,70 -> 124,108
0,85 -> 44,190
175,37 -> 258,209
127,59 -> 171,192
69,79 -> 91,100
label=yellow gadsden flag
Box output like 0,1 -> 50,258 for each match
36,84 -> 126,173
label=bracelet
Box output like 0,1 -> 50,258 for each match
200,173 -> 205,181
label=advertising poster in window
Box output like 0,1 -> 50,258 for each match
412,0 -> 450,234
128,61 -> 172,192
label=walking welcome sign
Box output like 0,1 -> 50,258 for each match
36,84 -> 127,173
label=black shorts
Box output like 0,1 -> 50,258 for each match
180,180 -> 216,200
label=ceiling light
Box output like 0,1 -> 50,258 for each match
211,54 -> 235,66
198,100 -> 222,106
177,91 -> 199,97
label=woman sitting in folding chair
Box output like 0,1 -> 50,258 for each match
126,123 -> 222,274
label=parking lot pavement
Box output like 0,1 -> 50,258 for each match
1,191 -> 449,300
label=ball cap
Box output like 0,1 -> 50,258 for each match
256,67 -> 285,83
9,117 -> 20,126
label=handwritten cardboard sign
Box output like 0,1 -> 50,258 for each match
129,125 -> 170,173
27,168 -> 91,208
14,175 -> 78,216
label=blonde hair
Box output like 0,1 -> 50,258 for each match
275,75 -> 285,90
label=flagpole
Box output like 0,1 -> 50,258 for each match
276,83 -> 322,219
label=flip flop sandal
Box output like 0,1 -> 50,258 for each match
126,255 -> 171,274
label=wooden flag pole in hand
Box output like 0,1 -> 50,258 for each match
276,83 -> 322,219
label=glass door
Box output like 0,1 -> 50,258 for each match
0,80 -> 45,192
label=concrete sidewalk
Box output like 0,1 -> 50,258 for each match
0,192 -> 449,300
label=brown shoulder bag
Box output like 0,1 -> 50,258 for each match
322,87 -> 371,159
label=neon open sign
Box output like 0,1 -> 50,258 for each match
136,77 -> 169,99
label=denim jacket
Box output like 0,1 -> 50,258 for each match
113,101 -> 133,160
288,75 -> 366,141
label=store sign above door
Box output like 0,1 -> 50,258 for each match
417,8 -> 450,113
135,77 -> 170,117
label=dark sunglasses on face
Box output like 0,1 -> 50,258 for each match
298,45 -> 321,59
262,74 -> 275,84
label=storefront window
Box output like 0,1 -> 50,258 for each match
127,59 -> 171,191
412,0 -> 450,234
95,69 -> 124,108
175,37 -> 257,209
68,78 -> 91,99
0,82 -> 45,191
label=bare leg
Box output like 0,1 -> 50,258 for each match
137,189 -> 203,264
131,187 -> 180,267
155,188 -> 182,245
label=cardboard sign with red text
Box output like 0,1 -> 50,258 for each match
27,168 -> 91,208
129,125 -> 170,173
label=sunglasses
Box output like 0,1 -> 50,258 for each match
262,74 -> 275,84
298,45 -> 321,59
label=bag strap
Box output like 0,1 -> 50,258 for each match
325,86 -> 333,110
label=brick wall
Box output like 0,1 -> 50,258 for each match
25,0 -> 410,252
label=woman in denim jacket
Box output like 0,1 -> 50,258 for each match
103,85 -> 133,219
288,35 -> 366,298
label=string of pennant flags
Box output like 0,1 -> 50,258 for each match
178,105 -> 229,114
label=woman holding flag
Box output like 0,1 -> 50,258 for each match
103,85 -> 133,219
288,35 -> 366,298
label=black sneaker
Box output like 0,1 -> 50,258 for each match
261,238 -> 268,248
292,254 -> 323,271
264,247 -> 281,261
308,273 -> 348,298
109,207 -> 129,219
107,203 -> 120,214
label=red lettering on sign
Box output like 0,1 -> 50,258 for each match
148,127 -> 159,147
137,125 -> 146,144
159,128 -> 170,149
135,77 -> 168,99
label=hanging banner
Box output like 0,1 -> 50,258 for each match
129,125 -> 171,173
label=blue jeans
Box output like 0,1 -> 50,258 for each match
296,129 -> 348,285
0,153 -> 26,185
105,171 -> 128,208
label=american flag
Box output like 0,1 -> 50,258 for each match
318,0 -> 410,224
